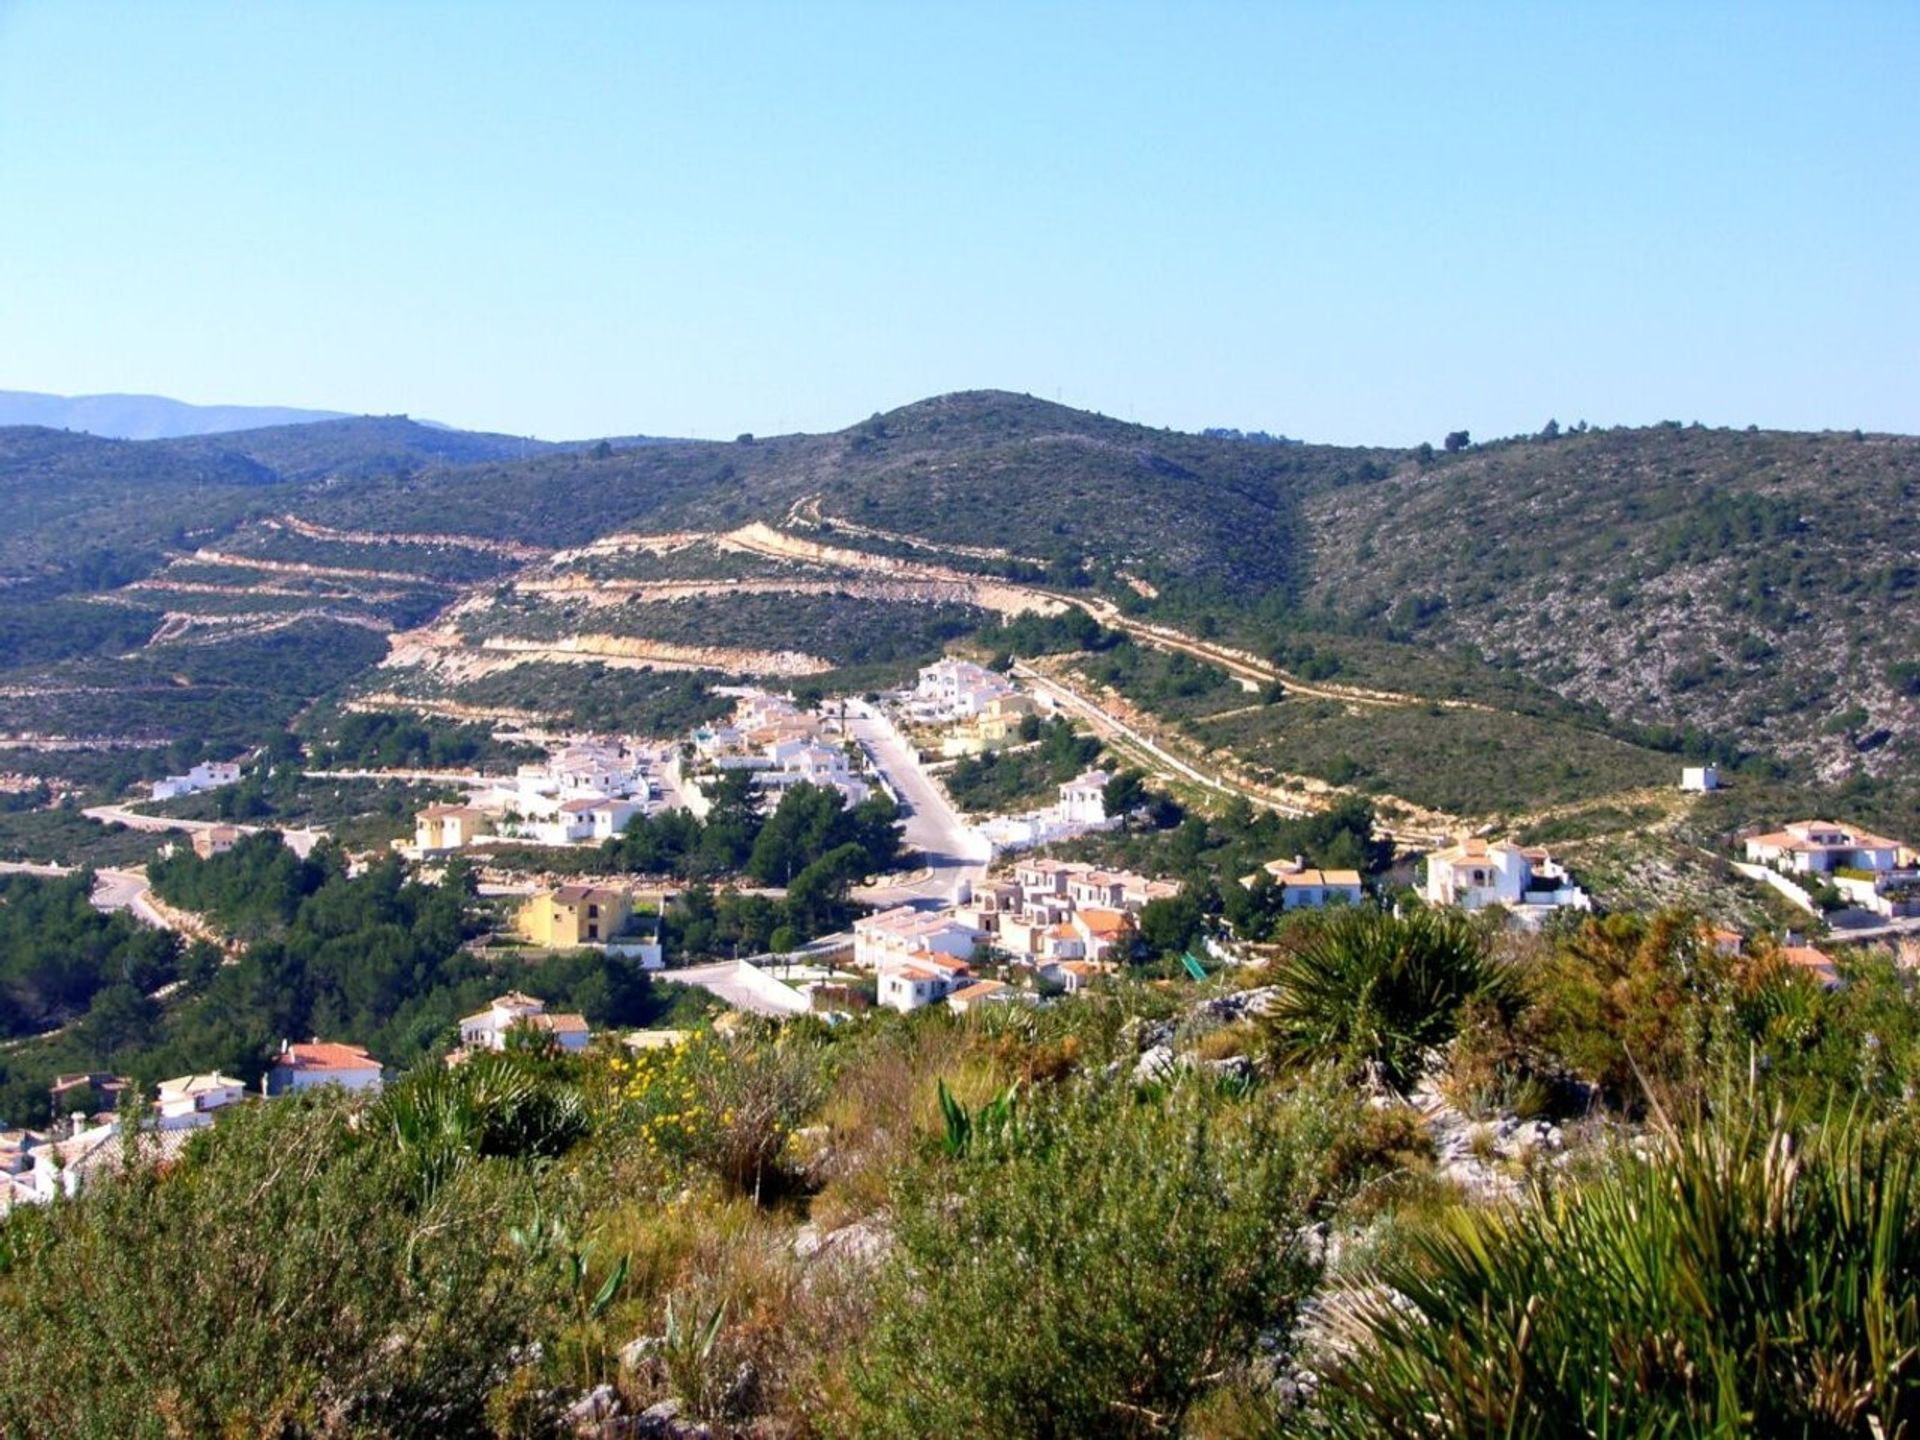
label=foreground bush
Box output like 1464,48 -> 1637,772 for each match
1316,1097 -> 1920,1437
1264,907 -> 1514,1094
0,1096 -> 557,1439
851,1074 -> 1333,1437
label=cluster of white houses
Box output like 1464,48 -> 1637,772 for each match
411,736 -> 657,855
688,690 -> 873,810
854,859 -> 1181,1012
0,995 -> 614,1213
0,1040 -> 384,1212
904,658 -> 1024,725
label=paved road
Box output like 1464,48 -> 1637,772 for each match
842,700 -> 988,909
302,767 -> 489,784
92,868 -> 173,928
81,804 -> 327,858
0,860 -> 171,930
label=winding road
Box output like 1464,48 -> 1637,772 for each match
0,861 -> 172,929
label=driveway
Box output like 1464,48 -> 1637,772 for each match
656,960 -> 813,1018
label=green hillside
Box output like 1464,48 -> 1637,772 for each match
155,414 -> 558,482
0,395 -> 1915,840
1299,424 -> 1920,782
298,391 -> 1397,599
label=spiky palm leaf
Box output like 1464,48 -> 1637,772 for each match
1265,907 -> 1513,1095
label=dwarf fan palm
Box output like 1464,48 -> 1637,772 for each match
1316,1094 -> 1920,1437
1264,906 -> 1514,1095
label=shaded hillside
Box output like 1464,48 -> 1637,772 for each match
1300,425 -> 1920,781
800,391 -> 1397,597
155,415 -> 557,482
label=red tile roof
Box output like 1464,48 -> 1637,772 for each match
275,1042 -> 379,1073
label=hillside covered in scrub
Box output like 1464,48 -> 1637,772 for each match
0,392 -> 1915,841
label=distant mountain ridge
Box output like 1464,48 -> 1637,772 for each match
0,389 -> 357,440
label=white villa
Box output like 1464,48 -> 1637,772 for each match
1744,820 -> 1907,875
876,952 -> 975,1012
1424,838 -> 1591,922
522,795 -> 644,845
907,659 -> 1020,724
854,905 -> 989,1013
150,759 -> 242,802
1681,765 -> 1721,792
976,767 -> 1120,854
458,992 -> 592,1054
1058,769 -> 1111,827
153,1073 -> 246,1131
1240,857 -> 1366,910
1744,821 -> 1919,918
854,905 -> 985,971
265,1040 -> 384,1097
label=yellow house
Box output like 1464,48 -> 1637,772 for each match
415,804 -> 492,852
938,694 -> 1037,758
517,884 -> 632,947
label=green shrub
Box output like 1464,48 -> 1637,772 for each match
1315,1097 -> 1920,1437
0,1095 -> 558,1438
1524,911 -> 1728,1114
851,1075 -> 1330,1437
1263,908 -> 1515,1095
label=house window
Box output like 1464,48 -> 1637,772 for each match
587,904 -> 600,919
587,923 -> 600,940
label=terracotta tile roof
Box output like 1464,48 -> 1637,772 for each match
906,949 -> 972,973
551,884 -> 625,905
275,1042 -> 379,1073
1074,908 -> 1132,937
896,963 -> 949,981
949,980 -> 1009,1002
1760,821 -> 1906,852
1781,946 -> 1840,983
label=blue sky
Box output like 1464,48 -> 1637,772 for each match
1,1 -> 1914,443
